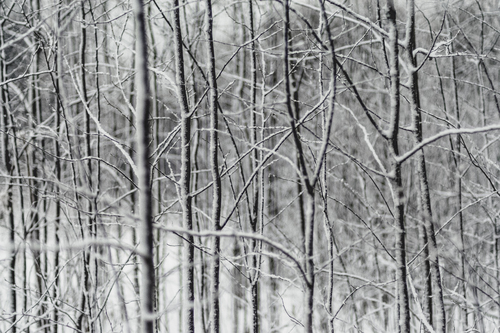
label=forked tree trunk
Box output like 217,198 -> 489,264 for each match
446,14 -> 468,330
247,1 -> 262,332
385,1 -> 410,332
405,1 -> 446,332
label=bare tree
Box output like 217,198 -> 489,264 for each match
1,17 -> 16,333
205,1 -> 222,333
404,1 -> 445,331
384,1 -> 410,332
131,0 -> 155,332
173,1 -> 195,332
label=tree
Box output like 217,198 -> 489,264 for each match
131,0 -> 155,332
1,0 -> 500,332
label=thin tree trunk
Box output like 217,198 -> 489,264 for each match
317,6 -> 334,332
127,34 -> 141,317
447,14 -> 468,329
131,0 -> 155,332
205,1 -> 222,332
282,3 -> 310,331
76,2 -> 94,331
54,48 -> 62,333
385,1 -> 410,332
248,1 -> 261,332
405,1 -> 446,332
28,51 -> 48,333
147,4 -> 161,330
89,2 -> 103,329
28,6 -> 49,326
53,5 -> 64,330
173,2 -> 195,332
1,24 -> 16,332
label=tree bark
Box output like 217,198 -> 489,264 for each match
405,1 -> 446,332
385,1 -> 410,332
131,0 -> 155,332
205,1 -> 222,333
1,22 -> 16,333
173,1 -> 195,332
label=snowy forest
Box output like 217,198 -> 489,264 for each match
1,0 -> 500,332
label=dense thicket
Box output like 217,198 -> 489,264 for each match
1,0 -> 499,332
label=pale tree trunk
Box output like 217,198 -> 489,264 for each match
260,35 -> 280,333
385,1 -> 410,332
405,1 -> 445,332
131,0 -> 155,332
173,1 -> 195,332
205,1 -> 222,332
125,24 -> 142,324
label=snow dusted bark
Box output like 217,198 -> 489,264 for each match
282,3 -> 312,332
131,0 -> 155,332
205,1 -> 222,333
404,1 -> 445,332
173,1 -> 195,332
385,1 -> 410,332
317,3 -> 338,332
283,2 -> 337,332
248,1 -> 261,332
448,16 -> 468,329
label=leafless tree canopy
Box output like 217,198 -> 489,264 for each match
1,0 -> 500,332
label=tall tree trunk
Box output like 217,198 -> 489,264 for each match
1,23 -> 16,333
284,2 -> 336,332
405,1 -> 446,332
75,2 -> 94,331
385,1 -> 410,332
205,1 -> 222,332
317,5 -> 334,332
147,4 -> 161,330
28,43 -> 48,333
53,5 -> 65,330
131,0 -> 155,332
248,1 -> 261,332
446,14 -> 468,330
173,1 -> 195,332
283,2 -> 309,331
